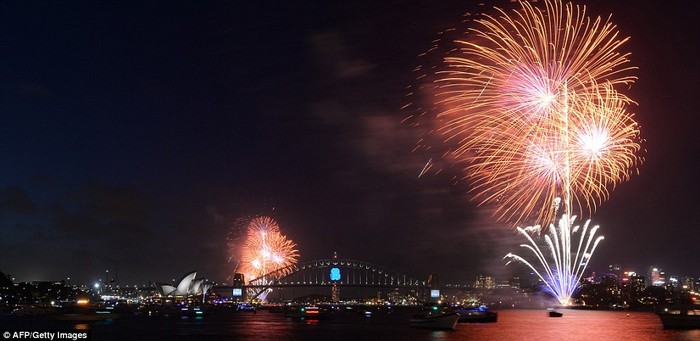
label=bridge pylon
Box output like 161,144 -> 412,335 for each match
331,252 -> 339,302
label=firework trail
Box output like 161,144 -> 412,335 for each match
433,0 -> 642,226
504,214 -> 603,306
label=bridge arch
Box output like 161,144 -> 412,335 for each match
247,258 -> 427,291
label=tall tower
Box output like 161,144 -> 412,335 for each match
331,252 -> 340,302
428,273 -> 440,303
232,273 -> 245,300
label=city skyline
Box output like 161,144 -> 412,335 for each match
1,1 -> 698,285
0,262 -> 694,291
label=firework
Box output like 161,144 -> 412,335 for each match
238,216 -> 299,283
434,0 -> 642,226
423,0 -> 645,306
504,213 -> 603,306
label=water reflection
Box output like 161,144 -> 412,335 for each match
6,308 -> 698,340
305,319 -> 320,326
73,323 -> 89,330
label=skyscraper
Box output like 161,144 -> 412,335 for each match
647,266 -> 666,287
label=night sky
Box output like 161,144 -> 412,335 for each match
1,1 -> 698,286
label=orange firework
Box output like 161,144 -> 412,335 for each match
239,216 -> 299,282
433,0 -> 643,226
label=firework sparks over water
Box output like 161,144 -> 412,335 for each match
504,213 -> 604,306
433,0 -> 642,226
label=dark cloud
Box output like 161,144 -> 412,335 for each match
71,183 -> 153,231
49,203 -> 101,240
31,228 -> 48,242
46,183 -> 154,242
0,187 -> 39,216
0,180 -> 232,283
18,82 -> 53,98
309,32 -> 374,80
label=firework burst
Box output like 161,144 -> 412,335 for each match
238,216 -> 299,283
434,0 -> 642,226
420,0 -> 645,306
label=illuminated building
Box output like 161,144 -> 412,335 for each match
647,267 -> 666,287
608,264 -> 622,283
621,271 -> 634,284
681,277 -> 695,292
428,274 -> 440,302
508,276 -> 521,289
668,276 -> 680,291
475,275 -> 496,289
156,271 -> 212,298
627,273 -> 646,294
233,273 -> 245,287
232,273 -> 245,299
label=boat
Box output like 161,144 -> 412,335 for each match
54,311 -> 117,321
237,303 -> 257,314
548,308 -> 563,317
11,305 -> 59,316
284,305 -> 331,320
409,312 -> 459,330
409,311 -> 460,330
53,304 -> 121,321
177,306 -> 205,318
657,303 -> 700,329
454,306 -> 498,323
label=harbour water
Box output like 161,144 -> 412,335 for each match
3,308 -> 699,340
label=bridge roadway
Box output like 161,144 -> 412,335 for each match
215,282 -> 431,291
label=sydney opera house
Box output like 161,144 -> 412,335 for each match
156,271 -> 213,297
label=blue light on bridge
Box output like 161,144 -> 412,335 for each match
330,267 -> 341,281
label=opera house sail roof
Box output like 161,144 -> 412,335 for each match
156,271 -> 213,297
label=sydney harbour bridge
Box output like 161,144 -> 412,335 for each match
216,258 -> 438,301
